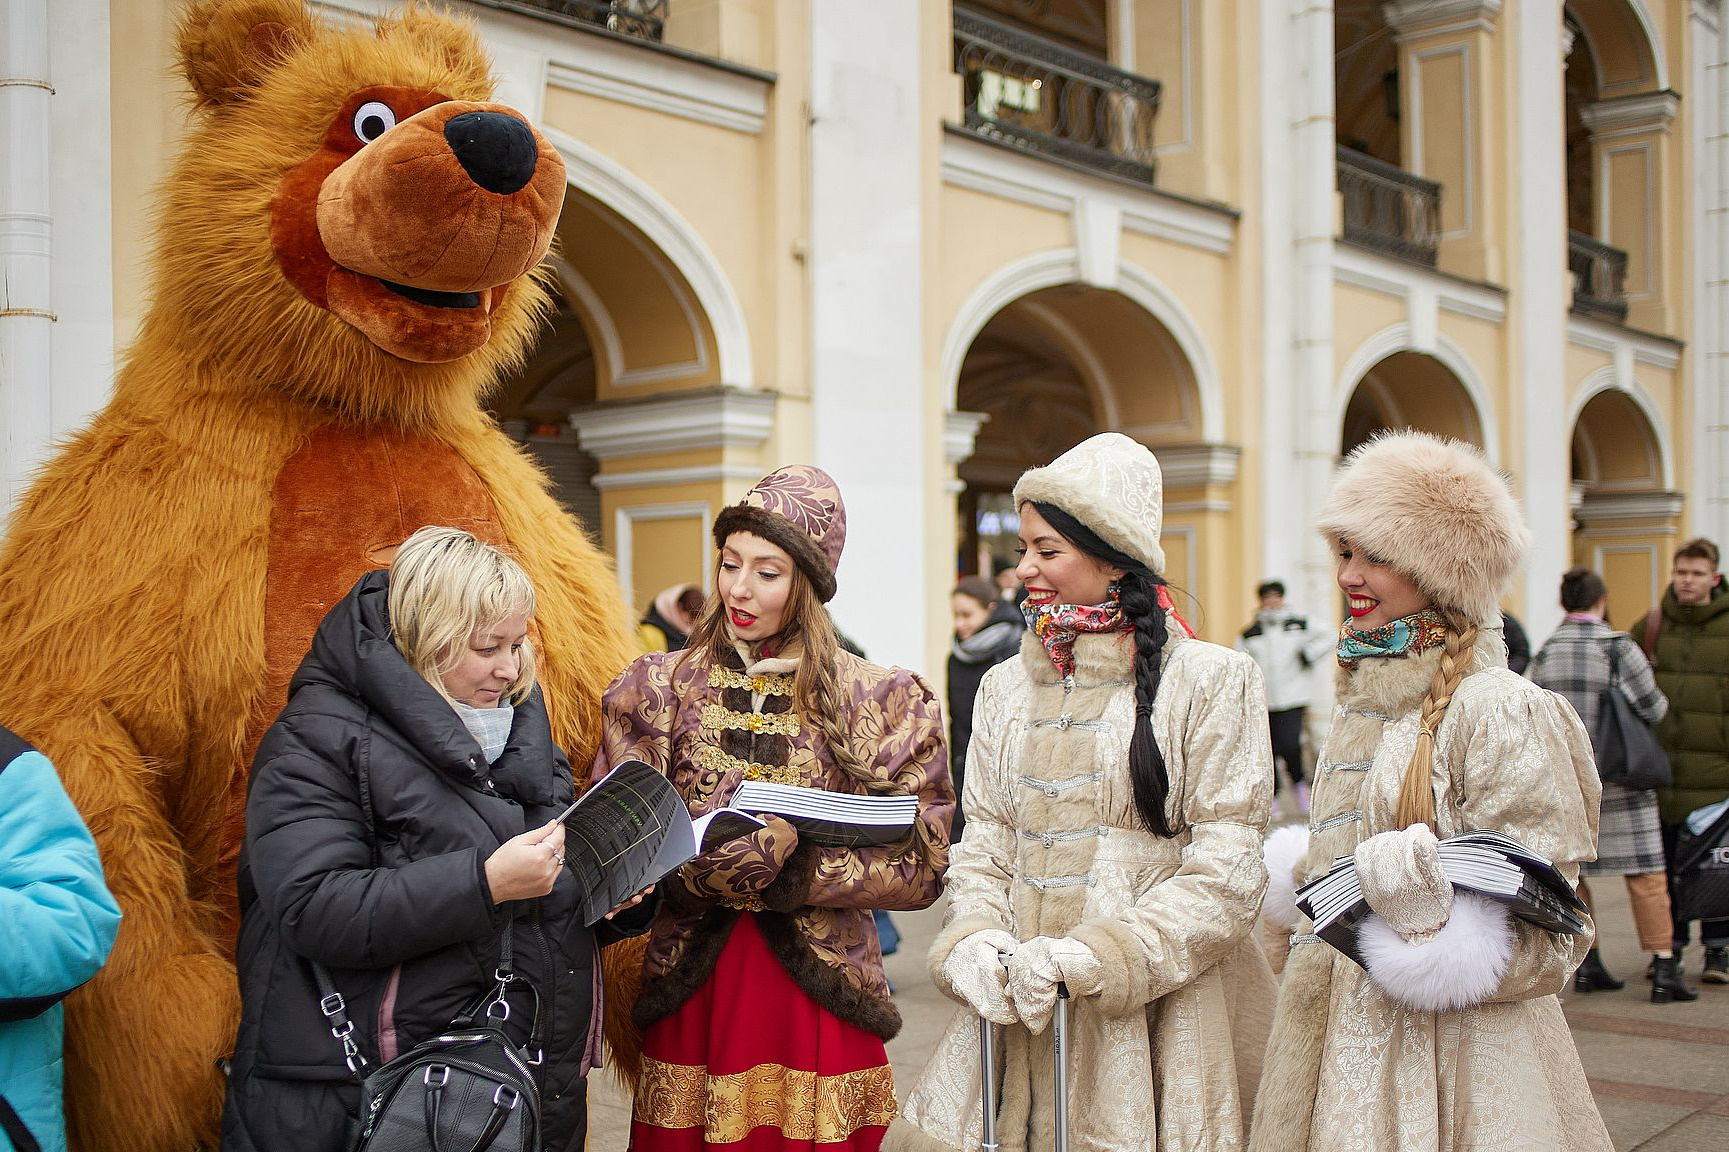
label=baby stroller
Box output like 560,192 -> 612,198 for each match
1674,799 -> 1729,924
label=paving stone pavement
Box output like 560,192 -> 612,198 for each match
585,857 -> 1729,1149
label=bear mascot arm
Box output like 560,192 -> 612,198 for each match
0,3 -> 638,1148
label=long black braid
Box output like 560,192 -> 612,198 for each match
1031,503 -> 1176,837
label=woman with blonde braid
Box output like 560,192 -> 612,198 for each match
593,465 -> 953,1151
1252,432 -> 1612,1151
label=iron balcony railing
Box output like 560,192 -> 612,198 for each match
1336,145 -> 1442,266
952,9 -> 1161,185
510,0 -> 665,41
1568,231 -> 1630,321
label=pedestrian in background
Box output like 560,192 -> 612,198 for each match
1629,537 -> 1729,984
1528,567 -> 1693,1002
892,433 -> 1275,1151
0,727 -> 121,1152
1252,432 -> 1610,1152
1237,579 -> 1332,813
638,583 -> 705,653
946,574 -> 1022,840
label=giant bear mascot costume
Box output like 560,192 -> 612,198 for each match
0,2 -> 638,1148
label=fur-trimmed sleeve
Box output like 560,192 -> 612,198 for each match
928,660 -> 1020,990
774,668 -> 954,913
1451,678 -> 1601,1002
1068,645 -> 1274,1016
590,654 -> 679,784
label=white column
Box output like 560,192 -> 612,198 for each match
1694,0 -> 1728,546
0,0 -> 55,514
808,0 -> 925,667
47,0 -> 114,440
1288,1 -> 1340,627
1513,0 -> 1570,640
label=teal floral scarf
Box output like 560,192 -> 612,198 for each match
1336,608 -> 1449,669
1023,591 -> 1127,678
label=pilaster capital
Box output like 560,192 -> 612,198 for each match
1152,442 -> 1241,490
944,410 -> 990,467
1579,91 -> 1680,141
1380,0 -> 1502,40
1573,489 -> 1685,529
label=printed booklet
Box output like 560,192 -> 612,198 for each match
728,779 -> 918,848
1294,828 -> 1589,968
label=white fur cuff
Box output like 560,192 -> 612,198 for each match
1358,890 -> 1514,1012
1261,824 -> 1311,933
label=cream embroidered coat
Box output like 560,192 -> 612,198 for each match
888,625 -> 1277,1152
1251,634 -> 1613,1152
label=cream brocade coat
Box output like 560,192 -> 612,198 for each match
1251,634 -> 1614,1152
888,626 -> 1277,1152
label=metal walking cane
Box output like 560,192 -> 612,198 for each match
979,978 -> 1072,1152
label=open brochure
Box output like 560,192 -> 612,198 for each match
1294,829 -> 1589,968
728,779 -> 918,848
558,760 -> 765,925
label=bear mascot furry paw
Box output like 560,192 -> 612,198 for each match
0,2 -> 638,1148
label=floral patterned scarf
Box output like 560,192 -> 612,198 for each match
1336,607 -> 1450,669
1022,591 -> 1127,678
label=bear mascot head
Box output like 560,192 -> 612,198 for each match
0,2 -> 636,1148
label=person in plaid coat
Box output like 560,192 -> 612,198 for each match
1528,567 -> 1694,1002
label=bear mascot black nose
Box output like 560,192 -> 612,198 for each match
444,111 -> 539,196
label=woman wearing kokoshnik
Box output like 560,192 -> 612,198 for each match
889,432 -> 1278,1152
592,464 -> 954,1152
1251,431 -> 1612,1152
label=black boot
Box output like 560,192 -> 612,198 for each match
1704,946 -> 1729,985
1574,948 -> 1624,992
1651,954 -> 1699,1003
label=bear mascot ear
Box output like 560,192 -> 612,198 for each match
178,0 -> 315,107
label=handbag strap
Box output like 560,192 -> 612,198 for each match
310,749 -> 538,1078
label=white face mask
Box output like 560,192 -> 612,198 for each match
452,698 -> 514,764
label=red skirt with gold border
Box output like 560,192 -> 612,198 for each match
629,913 -> 895,1150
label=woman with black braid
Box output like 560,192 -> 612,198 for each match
888,433 -> 1278,1152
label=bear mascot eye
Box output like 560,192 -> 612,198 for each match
352,100 -> 397,143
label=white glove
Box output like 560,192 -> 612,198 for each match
1354,823 -> 1454,940
1005,936 -> 1103,1034
940,929 -> 1019,1025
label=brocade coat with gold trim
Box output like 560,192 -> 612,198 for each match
1249,633 -> 1613,1152
592,644 -> 954,1041
889,625 -> 1277,1152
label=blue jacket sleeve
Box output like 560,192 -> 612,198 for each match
0,750 -> 122,1008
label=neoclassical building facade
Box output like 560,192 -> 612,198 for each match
3,0 -> 1725,677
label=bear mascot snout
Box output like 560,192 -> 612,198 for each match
0,3 -> 637,1149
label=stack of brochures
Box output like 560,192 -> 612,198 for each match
730,779 -> 918,848
1294,828 -> 1589,968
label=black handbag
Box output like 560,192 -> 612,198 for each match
312,925 -> 541,1152
1593,642 -> 1672,790
312,751 -> 540,1152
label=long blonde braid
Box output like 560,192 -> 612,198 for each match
1396,619 -> 1479,829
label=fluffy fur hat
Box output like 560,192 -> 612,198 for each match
1013,432 -> 1165,575
1316,431 -> 1530,627
713,465 -> 847,602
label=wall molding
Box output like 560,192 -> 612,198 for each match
614,500 -> 714,607
569,387 -> 776,460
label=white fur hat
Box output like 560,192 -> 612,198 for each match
1013,432 -> 1165,574
1316,431 -> 1530,627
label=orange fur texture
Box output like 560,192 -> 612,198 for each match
0,3 -> 636,1149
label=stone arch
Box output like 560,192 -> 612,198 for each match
1335,326 -> 1497,463
1565,1 -> 1667,99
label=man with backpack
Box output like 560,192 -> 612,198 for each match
1630,538 -> 1729,984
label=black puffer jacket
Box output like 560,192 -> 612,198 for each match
222,571 -> 632,1152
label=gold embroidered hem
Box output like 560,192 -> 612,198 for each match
690,743 -> 804,786
636,1057 -> 897,1142
707,664 -> 795,696
701,703 -> 802,737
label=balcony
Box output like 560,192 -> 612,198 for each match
1336,146 -> 1441,267
1568,231 -> 1629,321
952,9 -> 1161,186
505,0 -> 665,41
